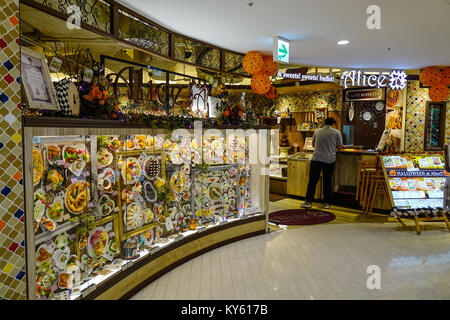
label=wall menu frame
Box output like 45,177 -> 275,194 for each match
21,46 -> 59,110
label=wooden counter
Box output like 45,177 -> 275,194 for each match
287,157 -> 322,199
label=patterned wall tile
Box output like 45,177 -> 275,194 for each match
405,80 -> 450,152
274,89 -> 342,113
0,0 -> 26,300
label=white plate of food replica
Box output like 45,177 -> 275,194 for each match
46,197 -> 64,222
62,144 -> 87,173
143,180 -> 157,203
170,171 -> 188,193
58,272 -> 73,290
97,146 -> 113,167
143,155 -> 160,180
144,208 -> 154,224
207,183 -> 222,203
107,238 -> 120,256
124,138 -> 136,151
40,217 -> 56,232
98,167 -> 116,193
124,202 -> 144,231
146,136 -> 155,149
33,147 -> 44,186
45,144 -> 61,165
45,167 -> 65,192
36,244 -> 53,267
34,190 -> 47,223
108,137 -> 122,152
98,194 -> 115,217
53,247 -> 71,270
54,232 -> 70,249
87,227 -> 109,259
121,157 -> 142,185
65,255 -> 80,273
153,202 -> 164,219
134,135 -> 147,149
64,181 -> 90,215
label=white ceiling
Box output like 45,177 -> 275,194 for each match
117,0 -> 450,70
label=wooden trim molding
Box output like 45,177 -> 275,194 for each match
23,116 -> 272,130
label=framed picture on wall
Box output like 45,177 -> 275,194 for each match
304,137 -> 314,151
21,47 -> 59,110
314,107 -> 328,126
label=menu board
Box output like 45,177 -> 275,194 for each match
381,154 -> 446,209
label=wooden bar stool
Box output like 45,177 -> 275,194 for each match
356,160 -> 377,204
366,171 -> 390,215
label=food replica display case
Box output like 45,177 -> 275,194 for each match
24,118 -> 270,300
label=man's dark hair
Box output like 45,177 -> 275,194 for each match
324,117 -> 336,126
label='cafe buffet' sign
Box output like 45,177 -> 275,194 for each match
341,69 -> 408,90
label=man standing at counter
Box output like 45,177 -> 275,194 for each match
302,117 -> 343,209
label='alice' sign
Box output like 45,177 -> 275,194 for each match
341,70 -> 407,90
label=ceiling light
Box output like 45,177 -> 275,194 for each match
337,40 -> 349,45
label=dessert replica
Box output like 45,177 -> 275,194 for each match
31,132 -> 258,299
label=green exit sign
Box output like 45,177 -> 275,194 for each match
273,36 -> 290,64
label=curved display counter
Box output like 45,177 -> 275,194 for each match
24,117 -> 270,300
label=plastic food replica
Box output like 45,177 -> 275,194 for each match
31,133 -> 257,300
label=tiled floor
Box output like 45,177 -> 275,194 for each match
130,199 -> 450,300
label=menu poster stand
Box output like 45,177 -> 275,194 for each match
381,153 -> 450,235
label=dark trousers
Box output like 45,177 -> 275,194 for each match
305,160 -> 335,203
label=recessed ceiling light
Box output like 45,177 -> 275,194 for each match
337,40 -> 349,45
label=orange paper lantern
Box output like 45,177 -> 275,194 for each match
441,67 -> 450,85
251,73 -> 271,94
419,66 -> 442,86
242,51 -> 264,75
429,83 -> 449,102
261,56 -> 279,76
265,85 -> 277,99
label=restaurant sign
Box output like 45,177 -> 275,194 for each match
341,70 -> 407,90
276,70 -> 335,83
344,88 -> 385,101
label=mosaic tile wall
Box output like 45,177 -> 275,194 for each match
405,80 -> 450,152
0,0 -> 27,300
274,89 -> 343,113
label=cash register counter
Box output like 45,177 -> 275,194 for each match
270,149 -> 392,210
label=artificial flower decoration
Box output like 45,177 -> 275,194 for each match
429,82 -> 449,102
261,56 -> 279,76
83,84 -> 108,106
419,66 -> 442,86
251,72 -> 272,94
242,51 -> 264,75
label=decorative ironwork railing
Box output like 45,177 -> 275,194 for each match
22,0 -> 249,77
